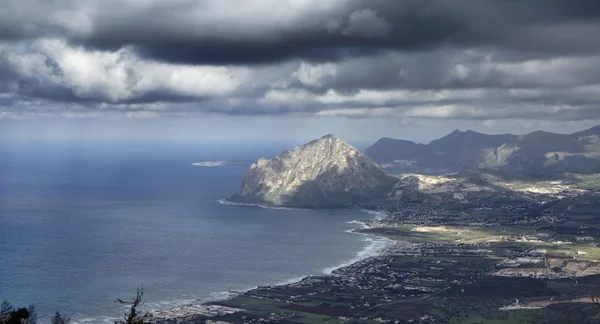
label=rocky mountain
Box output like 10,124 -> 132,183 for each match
228,135 -> 398,208
227,133 -> 593,209
366,126 -> 600,174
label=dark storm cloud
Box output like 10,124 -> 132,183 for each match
1,0 -> 599,65
1,0 -> 600,122
65,0 -> 600,65
69,0 -> 471,65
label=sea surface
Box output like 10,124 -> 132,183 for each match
0,140 -> 389,323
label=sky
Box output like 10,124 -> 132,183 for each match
1,0 -> 600,144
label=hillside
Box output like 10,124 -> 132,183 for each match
366,125 -> 600,174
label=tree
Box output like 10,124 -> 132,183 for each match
590,296 -> 600,322
0,301 -> 13,324
0,301 -> 35,324
115,287 -> 149,324
24,305 -> 37,324
51,312 -> 71,324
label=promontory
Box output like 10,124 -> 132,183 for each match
227,134 -> 398,208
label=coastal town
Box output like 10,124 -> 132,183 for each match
150,192 -> 600,323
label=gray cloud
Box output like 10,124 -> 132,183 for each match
2,0 -> 600,64
82,0 -> 600,64
342,9 -> 391,40
0,0 -> 600,123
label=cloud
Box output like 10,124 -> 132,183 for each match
342,9 -> 390,39
0,0 -> 600,123
3,0 -> 600,64
0,39 -> 252,104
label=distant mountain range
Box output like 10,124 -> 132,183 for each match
229,126 -> 600,208
365,125 -> 600,175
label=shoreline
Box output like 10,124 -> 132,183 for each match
218,198 -> 310,211
323,220 -> 395,274
148,205 -> 394,322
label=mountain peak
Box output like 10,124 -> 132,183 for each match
312,133 -> 345,145
229,136 -> 397,208
303,133 -> 355,154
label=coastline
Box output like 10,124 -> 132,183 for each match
218,198 -> 311,211
148,205 -> 394,322
323,220 -> 395,274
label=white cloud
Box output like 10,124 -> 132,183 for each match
263,88 -> 315,103
2,39 -> 251,103
61,110 -> 159,119
293,62 -> 338,87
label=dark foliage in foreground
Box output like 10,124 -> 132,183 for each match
115,287 -> 149,324
51,312 -> 70,324
0,302 -> 37,324
2,286 -> 148,324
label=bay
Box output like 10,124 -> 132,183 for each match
0,141 -> 382,323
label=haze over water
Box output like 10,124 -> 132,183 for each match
0,141 -> 386,323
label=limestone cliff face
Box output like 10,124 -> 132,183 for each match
229,134 -> 398,208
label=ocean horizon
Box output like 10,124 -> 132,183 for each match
0,141 -> 391,323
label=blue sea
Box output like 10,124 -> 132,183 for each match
0,140 -> 389,323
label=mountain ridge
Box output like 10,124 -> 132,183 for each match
366,125 -> 600,174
